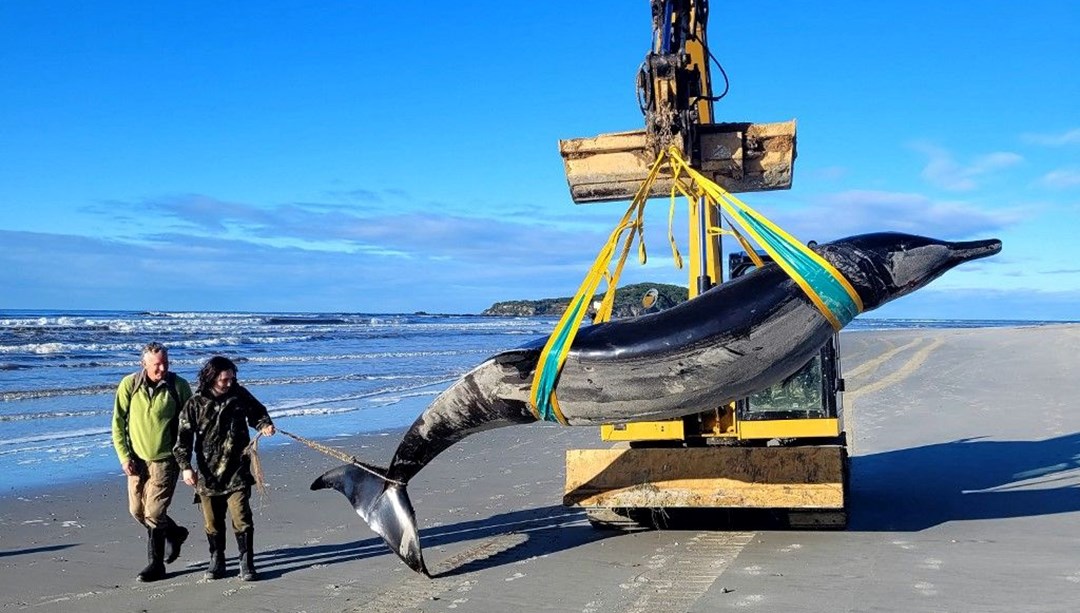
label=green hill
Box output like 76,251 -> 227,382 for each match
482,282 -> 689,318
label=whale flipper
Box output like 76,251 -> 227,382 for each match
311,464 -> 428,576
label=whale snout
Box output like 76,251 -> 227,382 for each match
948,238 -> 1002,264
827,232 -> 1005,312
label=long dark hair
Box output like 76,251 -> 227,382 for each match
197,355 -> 238,395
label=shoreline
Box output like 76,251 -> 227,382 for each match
3,324 -> 1079,612
3,320 -> 1076,495
0,427 -> 412,502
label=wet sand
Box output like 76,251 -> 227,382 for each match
2,324 -> 1079,612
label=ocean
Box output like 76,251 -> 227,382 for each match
0,309 -> 1068,493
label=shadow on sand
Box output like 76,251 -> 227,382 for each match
0,543 -> 78,558
627,433 -> 1080,533
848,432 -> 1080,531
250,504 -> 609,579
186,433 -> 1079,578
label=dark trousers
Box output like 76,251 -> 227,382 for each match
198,488 -> 253,536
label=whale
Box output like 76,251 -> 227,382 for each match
311,232 -> 1002,575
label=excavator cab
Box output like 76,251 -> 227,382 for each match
729,252 -> 845,442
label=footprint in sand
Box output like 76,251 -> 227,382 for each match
920,557 -> 943,570
914,581 -> 938,596
734,594 -> 764,607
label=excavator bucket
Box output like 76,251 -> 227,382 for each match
559,120 -> 797,203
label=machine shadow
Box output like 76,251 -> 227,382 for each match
848,432 -> 1080,531
253,434 -> 1079,577
253,504 -> 610,579
560,433 -> 1080,534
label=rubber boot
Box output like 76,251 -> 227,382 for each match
235,528 -> 258,581
204,532 -> 226,580
165,521 -> 188,564
137,527 -> 167,582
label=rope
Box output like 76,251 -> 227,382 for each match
244,435 -> 268,498
274,428 -> 404,486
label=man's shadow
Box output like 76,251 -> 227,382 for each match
0,543 -> 77,558
849,432 -> 1080,531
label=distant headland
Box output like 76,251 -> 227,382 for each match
482,282 -> 689,318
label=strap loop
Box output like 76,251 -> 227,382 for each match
528,147 -> 863,422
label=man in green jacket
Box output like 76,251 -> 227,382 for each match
112,342 -> 193,582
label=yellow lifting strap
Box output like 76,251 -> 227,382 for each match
527,147 -> 863,424
527,152 -> 666,424
664,147 -> 863,328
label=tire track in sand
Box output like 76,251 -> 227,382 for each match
846,337 -> 942,402
348,532 -> 530,612
348,524 -> 753,613
844,336 -> 941,453
844,337 -> 923,381
614,531 -> 754,613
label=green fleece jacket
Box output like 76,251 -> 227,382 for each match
112,371 -> 193,463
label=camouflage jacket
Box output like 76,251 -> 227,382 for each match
174,385 -> 273,496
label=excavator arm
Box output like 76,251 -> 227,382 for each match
560,0 -> 796,207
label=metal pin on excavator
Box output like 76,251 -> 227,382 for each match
560,0 -> 848,529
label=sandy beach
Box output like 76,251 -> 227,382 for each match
2,324 -> 1079,613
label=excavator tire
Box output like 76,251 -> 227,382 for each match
584,507 -> 654,531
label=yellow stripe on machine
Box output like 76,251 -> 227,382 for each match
737,418 -> 841,440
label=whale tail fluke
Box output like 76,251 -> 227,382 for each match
311,464 -> 429,576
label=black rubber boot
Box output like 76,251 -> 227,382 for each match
137,527 -> 167,582
165,521 -> 188,564
204,532 -> 226,580
235,528 -> 258,581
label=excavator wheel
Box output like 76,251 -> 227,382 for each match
584,507 -> 654,531
785,510 -> 848,529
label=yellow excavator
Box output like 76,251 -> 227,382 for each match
559,0 -> 848,528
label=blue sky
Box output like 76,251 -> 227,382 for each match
1,1 -> 1077,319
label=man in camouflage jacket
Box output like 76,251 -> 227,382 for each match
174,355 -> 274,581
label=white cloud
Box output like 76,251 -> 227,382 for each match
767,189 -> 1023,241
1020,128 -> 1080,146
1037,169 -> 1080,189
911,142 -> 1024,191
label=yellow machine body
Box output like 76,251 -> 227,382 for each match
561,0 -> 848,528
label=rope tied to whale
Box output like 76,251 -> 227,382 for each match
528,146 -> 864,424
244,428 -> 406,487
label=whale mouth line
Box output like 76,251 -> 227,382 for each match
949,238 -> 1003,264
